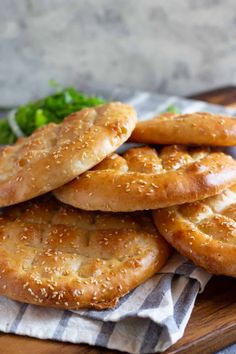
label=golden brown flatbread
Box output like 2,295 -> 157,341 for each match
0,197 -> 171,309
130,112 -> 236,146
54,145 -> 236,211
153,185 -> 236,276
0,102 -> 136,207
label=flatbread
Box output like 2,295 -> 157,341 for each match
54,145 -> 236,211
153,185 -> 236,276
130,112 -> 236,146
0,197 -> 171,309
0,102 -> 136,207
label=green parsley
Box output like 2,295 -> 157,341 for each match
0,87 -> 106,144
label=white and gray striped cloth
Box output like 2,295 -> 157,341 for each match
0,89 -> 236,353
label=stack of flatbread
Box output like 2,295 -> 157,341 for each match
1,102 -> 236,310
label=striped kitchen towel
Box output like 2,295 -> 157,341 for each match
0,89 -> 235,353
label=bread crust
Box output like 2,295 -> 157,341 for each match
130,112 -> 236,146
0,197 -> 171,310
54,145 -> 236,211
0,102 -> 136,207
153,185 -> 236,276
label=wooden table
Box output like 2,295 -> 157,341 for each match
1,87 -> 236,354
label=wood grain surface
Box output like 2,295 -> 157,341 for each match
1,87 -> 236,354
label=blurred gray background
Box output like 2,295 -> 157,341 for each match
0,0 -> 236,105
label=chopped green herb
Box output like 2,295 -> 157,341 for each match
0,120 -> 16,144
0,87 -> 106,144
164,105 -> 181,114
35,109 -> 48,128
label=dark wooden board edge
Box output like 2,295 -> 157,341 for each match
165,276 -> 236,354
189,86 -> 236,106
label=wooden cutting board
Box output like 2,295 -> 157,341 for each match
1,87 -> 236,354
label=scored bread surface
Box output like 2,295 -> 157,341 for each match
0,102 -> 136,207
54,145 -> 236,211
153,185 -> 236,276
130,112 -> 236,146
0,197 -> 171,309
